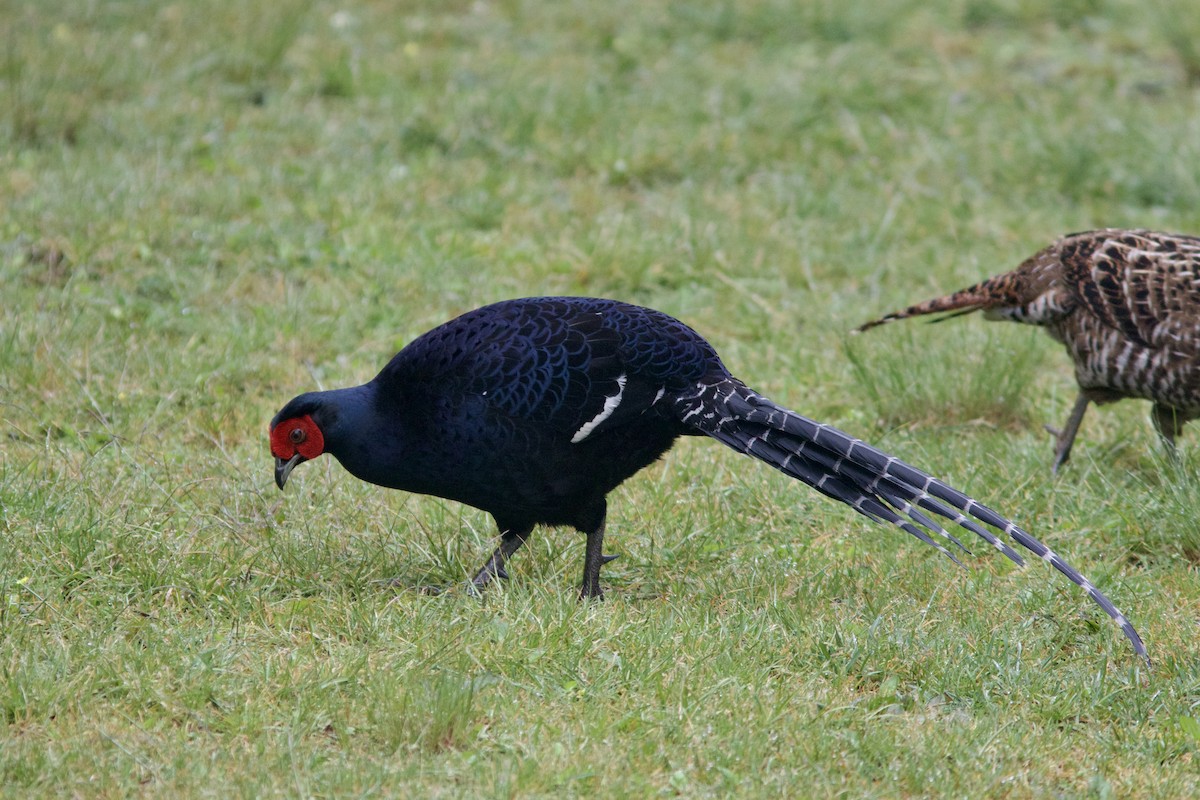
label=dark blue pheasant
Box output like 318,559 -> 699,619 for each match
270,297 -> 1147,663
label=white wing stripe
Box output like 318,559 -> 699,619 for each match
571,374 -> 628,443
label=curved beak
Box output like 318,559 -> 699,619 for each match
275,454 -> 305,489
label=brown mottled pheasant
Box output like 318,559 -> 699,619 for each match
859,229 -> 1200,472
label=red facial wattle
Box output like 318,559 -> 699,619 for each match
270,415 -> 324,460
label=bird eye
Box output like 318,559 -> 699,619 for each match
290,427 -> 306,444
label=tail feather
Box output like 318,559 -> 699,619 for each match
678,379 -> 1149,665
722,385 -> 1025,562
855,279 -> 1005,333
711,426 -> 965,566
752,425 -> 975,558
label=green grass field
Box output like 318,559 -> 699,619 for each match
3,0 -> 1200,796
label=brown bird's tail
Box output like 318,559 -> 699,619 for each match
859,267 -> 1046,331
857,241 -> 1069,332
855,275 -> 1015,333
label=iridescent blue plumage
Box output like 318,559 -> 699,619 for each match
270,296 -> 1147,664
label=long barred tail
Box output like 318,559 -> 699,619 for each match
854,277 -> 1006,332
677,379 -> 1148,665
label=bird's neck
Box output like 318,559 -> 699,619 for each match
315,382 -> 432,492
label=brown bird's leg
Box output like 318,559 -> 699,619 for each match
1046,394 -> 1091,474
1150,403 -> 1184,461
470,526 -> 533,592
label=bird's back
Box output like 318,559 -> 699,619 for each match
1055,229 -> 1200,354
379,297 -> 724,392
1051,230 -> 1200,407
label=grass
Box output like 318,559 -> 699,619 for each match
2,0 -> 1200,795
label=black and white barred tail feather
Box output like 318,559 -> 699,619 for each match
677,378 -> 1149,666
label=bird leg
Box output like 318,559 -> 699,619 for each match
469,526 -> 532,593
1150,403 -> 1183,461
578,499 -> 620,600
580,520 -> 609,600
1045,394 -> 1090,474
